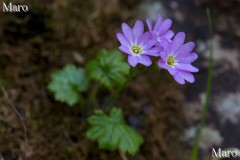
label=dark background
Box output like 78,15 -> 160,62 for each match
0,0 -> 240,159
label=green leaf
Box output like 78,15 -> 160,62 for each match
86,50 -> 130,89
86,108 -> 143,156
48,64 -> 89,106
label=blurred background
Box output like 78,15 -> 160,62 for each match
0,0 -> 240,159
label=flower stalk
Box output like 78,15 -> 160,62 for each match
190,8 -> 213,160
103,67 -> 134,111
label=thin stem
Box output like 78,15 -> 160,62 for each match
78,95 -> 85,107
119,151 -> 128,160
190,8 -> 213,160
0,85 -> 29,159
90,83 -> 100,107
103,67 -> 134,111
86,82 -> 100,113
93,84 -> 100,106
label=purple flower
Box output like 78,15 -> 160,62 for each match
158,32 -> 199,84
116,20 -> 160,67
146,14 -> 174,48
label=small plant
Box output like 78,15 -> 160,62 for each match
87,108 -> 143,156
86,50 -> 130,89
48,64 -> 89,106
48,13 -> 199,159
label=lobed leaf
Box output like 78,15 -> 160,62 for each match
86,108 -> 143,156
86,50 -> 130,89
48,64 -> 89,106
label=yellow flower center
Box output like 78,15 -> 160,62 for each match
167,56 -> 175,67
131,45 -> 142,55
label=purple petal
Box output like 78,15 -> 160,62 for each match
142,39 -> 157,50
159,51 -> 168,60
162,30 -> 174,40
143,47 -> 161,56
133,20 -> 144,43
128,55 -> 152,67
160,40 -> 171,53
157,19 -> 172,35
122,23 -> 133,43
119,46 -> 131,55
153,14 -> 163,32
155,41 -> 164,50
168,68 -> 178,76
173,73 -> 185,84
175,63 -> 199,72
178,52 -> 198,63
137,32 -> 151,46
137,55 -> 152,66
128,55 -> 138,67
150,32 -> 158,42
175,42 -> 195,56
179,71 -> 195,83
183,42 -> 195,52
116,33 -> 130,47
146,18 -> 153,31
170,32 -> 185,53
158,59 -> 169,69
143,52 -> 159,57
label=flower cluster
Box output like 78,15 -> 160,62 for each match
116,14 -> 199,84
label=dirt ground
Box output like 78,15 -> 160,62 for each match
0,0 -> 240,160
